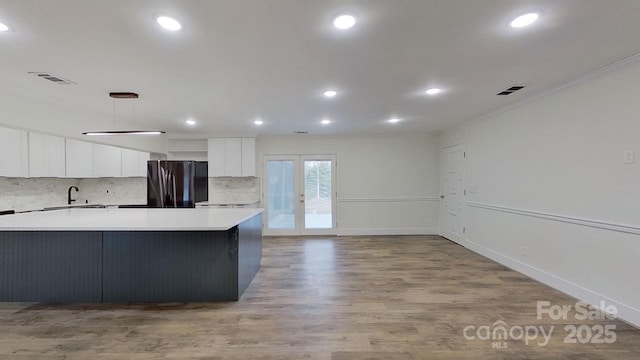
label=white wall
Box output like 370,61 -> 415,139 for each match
258,134 -> 440,235
439,57 -> 640,326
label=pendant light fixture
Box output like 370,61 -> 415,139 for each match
82,92 -> 166,136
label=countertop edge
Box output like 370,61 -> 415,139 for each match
0,208 -> 264,232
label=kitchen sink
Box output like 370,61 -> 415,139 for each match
42,204 -> 107,211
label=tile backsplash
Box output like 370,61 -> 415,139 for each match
77,177 -> 146,205
1,176 -> 260,212
0,177 -> 81,212
0,177 -> 146,212
208,177 -> 260,204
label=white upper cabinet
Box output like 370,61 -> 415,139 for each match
0,128 -> 151,179
28,132 -> 66,178
121,148 -> 150,177
208,138 -> 256,177
241,138 -> 256,177
92,143 -> 122,177
167,139 -> 208,161
139,151 -> 150,177
207,138 -> 225,177
0,127 -> 29,177
65,139 -> 94,178
224,138 -> 242,176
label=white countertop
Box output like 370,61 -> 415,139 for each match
0,208 -> 263,231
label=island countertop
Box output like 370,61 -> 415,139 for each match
0,207 -> 263,231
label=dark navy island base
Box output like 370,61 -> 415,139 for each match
0,213 -> 262,303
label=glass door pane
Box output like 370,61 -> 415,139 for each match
266,159 -> 296,230
303,160 -> 332,229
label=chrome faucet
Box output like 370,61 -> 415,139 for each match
68,186 -> 79,205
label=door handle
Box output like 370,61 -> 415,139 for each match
440,195 -> 445,199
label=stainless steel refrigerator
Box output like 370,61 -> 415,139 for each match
147,161 -> 208,208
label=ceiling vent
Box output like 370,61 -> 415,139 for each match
294,131 -> 309,135
29,72 -> 76,85
497,85 -> 525,96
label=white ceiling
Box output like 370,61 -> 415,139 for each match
1,0 -> 640,137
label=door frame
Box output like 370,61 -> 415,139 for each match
262,154 -> 337,236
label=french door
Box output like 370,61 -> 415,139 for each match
263,155 -> 337,236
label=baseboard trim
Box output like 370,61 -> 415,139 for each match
337,227 -> 438,236
465,239 -> 640,328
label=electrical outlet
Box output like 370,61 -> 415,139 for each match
623,150 -> 635,164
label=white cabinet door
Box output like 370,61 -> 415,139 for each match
122,149 -> 139,177
92,143 -> 122,177
27,132 -> 46,177
121,149 -> 150,177
139,151 -> 150,177
207,138 -> 225,177
241,138 -> 256,177
65,139 -> 94,178
224,138 -> 242,176
28,132 -> 66,178
0,127 -> 29,177
208,137 -> 256,177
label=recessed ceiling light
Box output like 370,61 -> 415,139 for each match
333,14 -> 356,29
510,13 -> 539,28
321,119 -> 331,125
323,90 -> 337,98
185,119 -> 196,126
425,88 -> 442,95
0,22 -> 9,32
156,16 -> 182,31
254,120 -> 264,126
388,118 -> 400,124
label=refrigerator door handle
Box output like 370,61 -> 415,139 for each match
159,166 -> 167,208
170,174 -> 177,208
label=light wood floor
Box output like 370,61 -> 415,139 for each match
1,235 -> 639,359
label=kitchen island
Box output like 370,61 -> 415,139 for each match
0,208 -> 262,303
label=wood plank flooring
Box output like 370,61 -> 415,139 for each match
1,235 -> 639,359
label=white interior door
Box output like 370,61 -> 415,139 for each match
263,155 -> 337,236
439,144 -> 465,245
